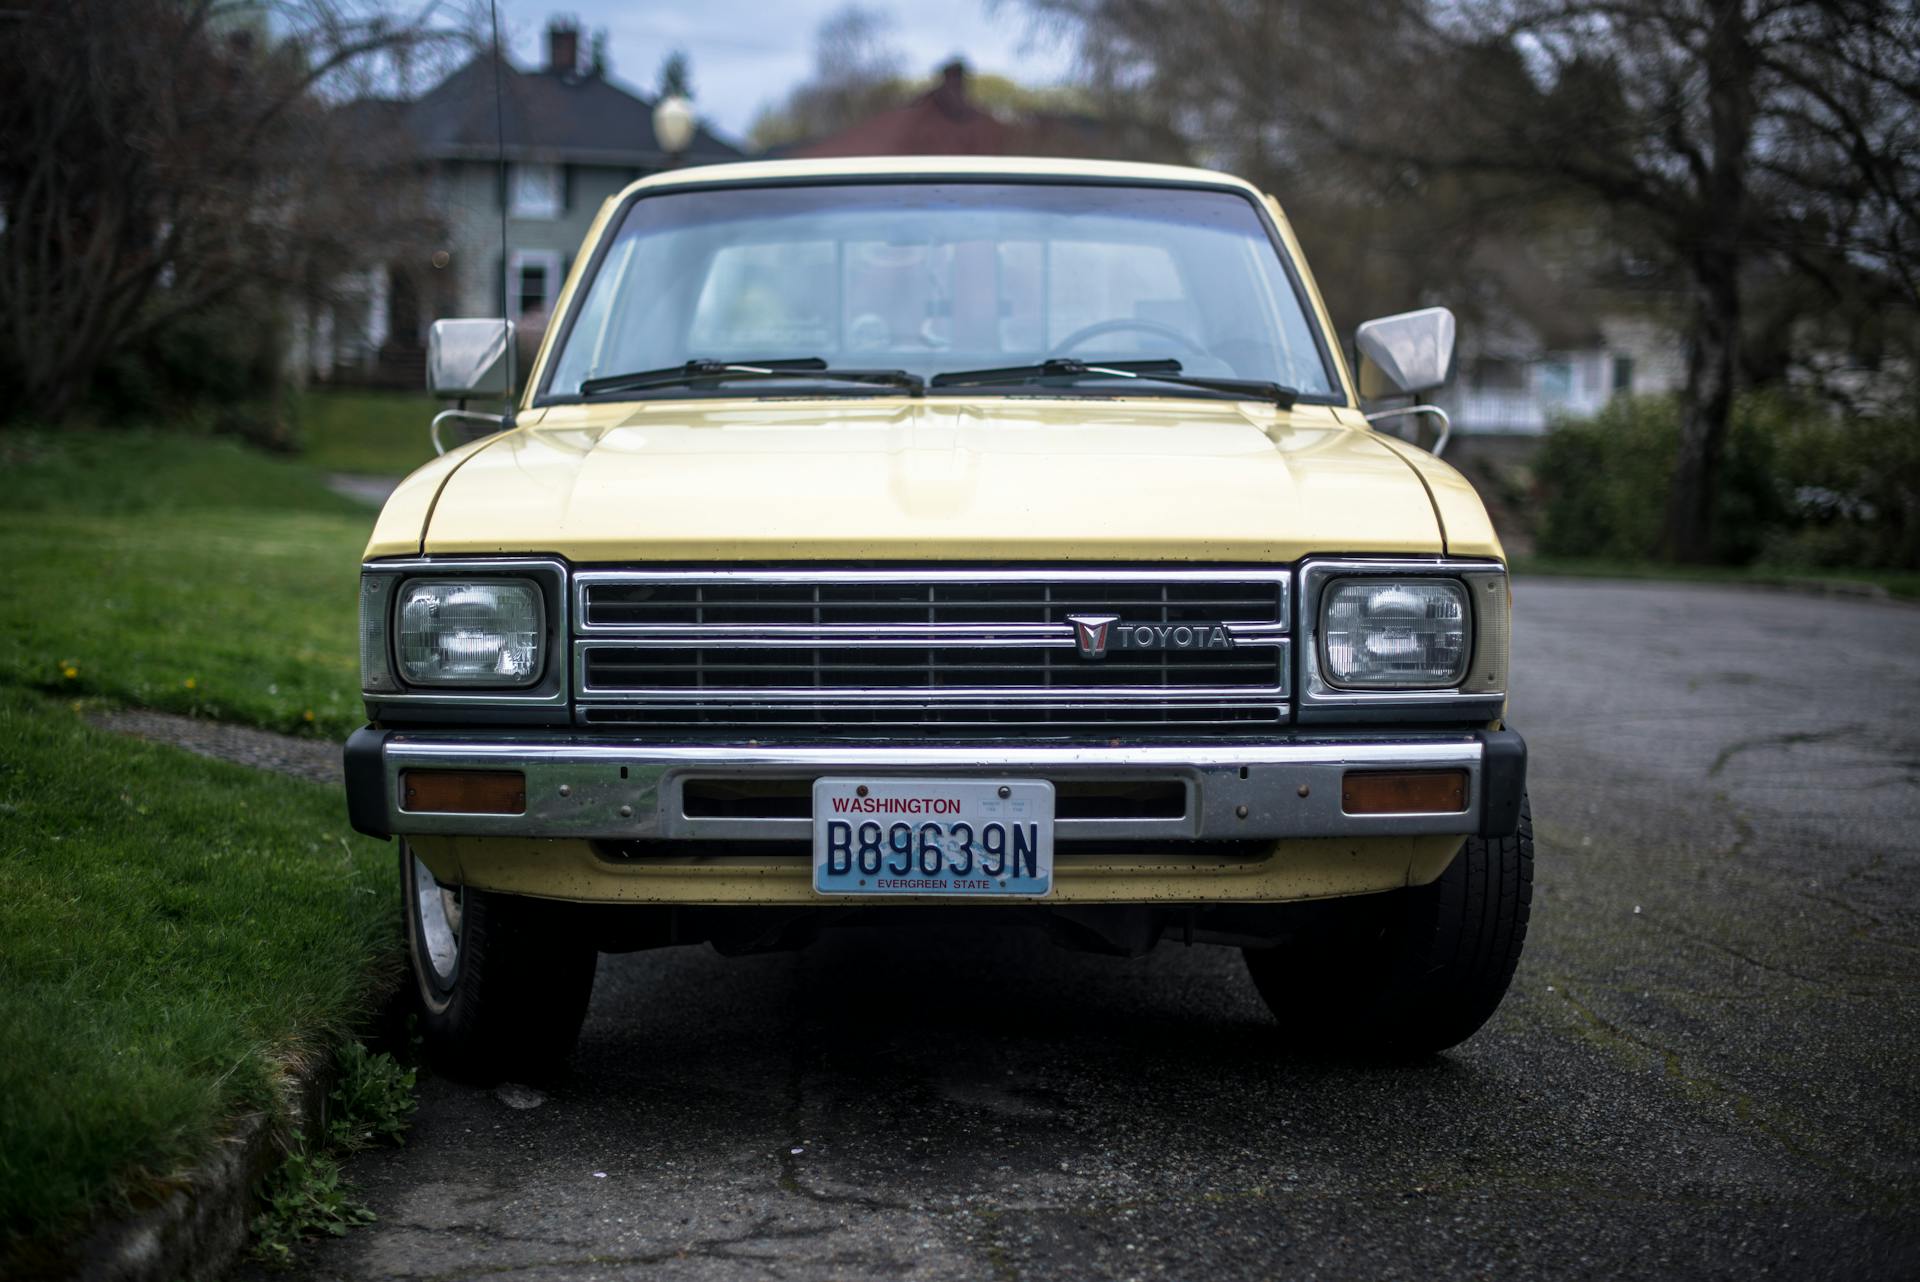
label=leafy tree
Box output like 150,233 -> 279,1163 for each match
1435,0 -> 1919,560
0,0 -> 455,422
749,6 -> 912,151
1020,0 -> 1920,562
659,48 -> 693,100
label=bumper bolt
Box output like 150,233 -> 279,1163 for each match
1297,784 -> 1311,797
618,804 -> 633,819
998,785 -> 1011,798
1235,804 -> 1249,819
558,784 -> 571,798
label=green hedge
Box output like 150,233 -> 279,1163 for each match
1535,392 -> 1920,569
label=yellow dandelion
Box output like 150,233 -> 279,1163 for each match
184,677 -> 197,690
62,665 -> 78,679
303,709 -> 316,722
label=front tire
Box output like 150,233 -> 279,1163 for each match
1244,796 -> 1534,1054
402,844 -> 598,1083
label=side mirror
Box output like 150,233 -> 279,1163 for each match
427,318 -> 514,400
1354,307 -> 1455,399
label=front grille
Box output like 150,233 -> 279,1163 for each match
582,578 -> 1283,628
581,643 -> 1279,690
572,569 -> 1290,738
577,702 -> 1285,732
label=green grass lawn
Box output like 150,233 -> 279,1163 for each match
0,687 -> 397,1252
290,389 -> 440,478
0,430 -> 377,738
1512,556 -> 1920,601
0,429 -> 402,1255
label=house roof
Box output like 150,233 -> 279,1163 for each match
397,54 -> 742,167
789,64 -> 1011,158
785,63 -> 1128,161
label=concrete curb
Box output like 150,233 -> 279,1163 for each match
21,1061 -> 334,1282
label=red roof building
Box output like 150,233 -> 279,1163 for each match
789,62 -> 1115,159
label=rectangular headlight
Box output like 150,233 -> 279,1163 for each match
1321,577 -> 1470,689
395,579 -> 544,687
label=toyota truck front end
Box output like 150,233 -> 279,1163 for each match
345,157 -> 1531,1080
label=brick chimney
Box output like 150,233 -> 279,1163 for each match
546,21 -> 580,77
936,59 -> 967,103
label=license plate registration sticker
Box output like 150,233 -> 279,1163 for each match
811,778 -> 1055,897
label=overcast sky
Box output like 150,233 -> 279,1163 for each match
490,0 -> 1079,142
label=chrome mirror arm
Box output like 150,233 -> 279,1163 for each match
1364,404 -> 1452,457
430,408 -> 512,457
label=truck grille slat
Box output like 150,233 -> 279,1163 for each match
578,703 -> 1285,730
573,569 -> 1290,737
583,581 -> 1284,628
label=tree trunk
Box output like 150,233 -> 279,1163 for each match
1663,249 -> 1741,562
1660,0 -> 1754,564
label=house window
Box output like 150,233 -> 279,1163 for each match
1536,359 -> 1574,404
508,249 -> 562,319
1612,354 -> 1635,396
510,163 -> 562,219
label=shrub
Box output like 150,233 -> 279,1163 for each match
325,1041 -> 416,1152
249,1136 -> 374,1268
1764,403 -> 1920,570
84,285 -> 297,450
1534,396 -> 1685,561
249,1042 -> 415,1267
1533,391 -> 1918,569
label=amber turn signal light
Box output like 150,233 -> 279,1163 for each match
1340,769 -> 1469,815
400,769 -> 527,815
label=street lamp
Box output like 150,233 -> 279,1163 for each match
653,93 -> 695,167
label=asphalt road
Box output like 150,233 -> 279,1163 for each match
266,580 -> 1920,1281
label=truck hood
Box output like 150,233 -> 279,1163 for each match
413,397 -> 1444,562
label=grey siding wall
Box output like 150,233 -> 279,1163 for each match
433,160 -> 644,320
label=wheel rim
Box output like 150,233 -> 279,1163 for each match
411,854 -> 463,991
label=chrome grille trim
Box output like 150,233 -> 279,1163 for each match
571,568 -> 1291,730
576,702 -> 1287,731
574,567 -> 1289,631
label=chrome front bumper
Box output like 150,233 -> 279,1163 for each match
345,729 -> 1527,844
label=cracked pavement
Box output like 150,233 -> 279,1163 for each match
260,581 -> 1920,1280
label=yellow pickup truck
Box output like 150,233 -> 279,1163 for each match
345,157 -> 1531,1081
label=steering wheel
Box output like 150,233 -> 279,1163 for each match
1048,318 -> 1207,360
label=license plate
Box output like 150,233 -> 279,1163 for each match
811,778 -> 1055,897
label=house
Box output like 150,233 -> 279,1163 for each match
313,21 -> 743,385
785,60 -> 1173,162
1423,240 -> 1686,435
1435,313 -> 1686,435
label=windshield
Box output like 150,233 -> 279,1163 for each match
540,182 -> 1341,402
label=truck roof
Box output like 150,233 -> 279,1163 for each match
618,155 -> 1267,201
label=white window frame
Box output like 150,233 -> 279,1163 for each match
508,249 -> 564,319
509,162 -> 562,220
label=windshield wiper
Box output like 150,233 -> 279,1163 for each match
929,358 -> 1296,408
579,358 -> 924,398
